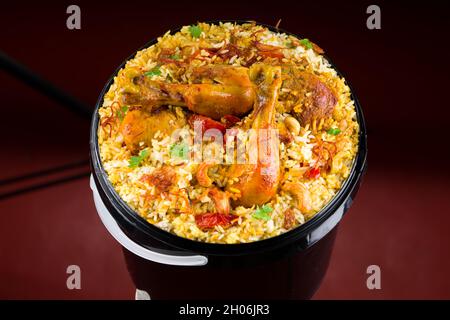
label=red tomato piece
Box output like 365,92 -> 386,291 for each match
221,114 -> 241,128
195,213 -> 236,230
188,114 -> 226,135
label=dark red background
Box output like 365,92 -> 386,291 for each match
1,0 -> 449,299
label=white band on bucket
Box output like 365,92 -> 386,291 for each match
90,175 -> 208,266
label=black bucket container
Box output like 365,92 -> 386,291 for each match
89,21 -> 368,300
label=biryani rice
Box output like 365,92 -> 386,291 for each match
97,22 -> 359,244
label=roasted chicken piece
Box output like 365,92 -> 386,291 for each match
196,163 -> 214,187
282,67 -> 337,125
208,187 -> 231,215
121,65 -> 255,120
226,63 -> 282,207
119,107 -> 186,152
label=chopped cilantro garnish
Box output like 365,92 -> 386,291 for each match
128,149 -> 149,168
170,53 -> 181,60
144,66 -> 162,77
170,142 -> 189,159
253,204 -> 273,221
189,25 -> 202,38
116,106 -> 129,121
327,128 -> 341,135
300,38 -> 313,50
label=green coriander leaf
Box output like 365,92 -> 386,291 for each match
170,142 -> 189,159
128,156 -> 141,168
300,38 -> 313,50
170,53 -> 181,60
144,66 -> 162,77
260,204 -> 273,213
327,128 -> 341,135
128,149 -> 149,168
139,149 -> 149,158
189,25 -> 202,38
116,106 -> 129,121
253,204 -> 273,221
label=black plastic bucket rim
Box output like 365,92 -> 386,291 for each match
90,20 -> 368,257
